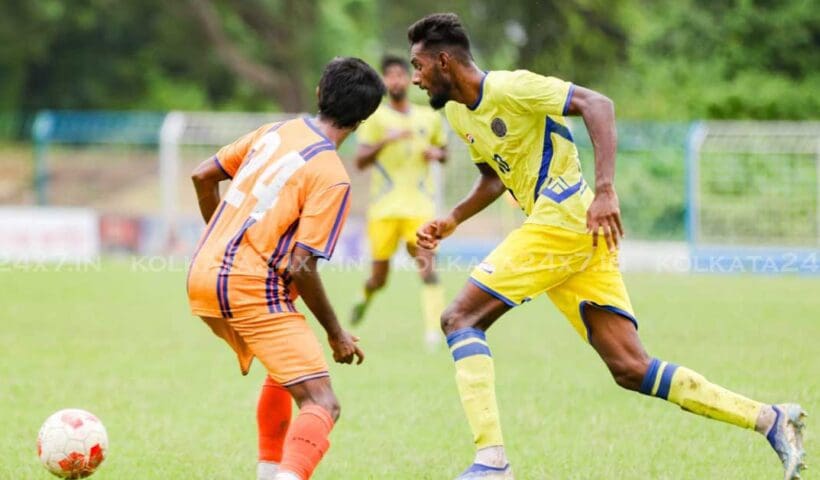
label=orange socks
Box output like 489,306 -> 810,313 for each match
257,376 -> 293,463
279,404 -> 335,479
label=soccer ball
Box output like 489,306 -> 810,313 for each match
37,409 -> 108,478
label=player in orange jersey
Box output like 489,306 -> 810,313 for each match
187,57 -> 385,480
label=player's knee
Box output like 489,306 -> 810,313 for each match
367,275 -> 387,291
326,399 -> 341,422
421,271 -> 438,285
440,304 -> 471,335
306,394 -> 341,422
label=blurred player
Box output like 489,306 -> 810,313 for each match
407,13 -> 806,480
187,57 -> 385,480
351,54 -> 448,349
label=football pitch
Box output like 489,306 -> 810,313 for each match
2,262 -> 817,479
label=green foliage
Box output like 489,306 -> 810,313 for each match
621,0 -> 820,119
0,0 -> 816,117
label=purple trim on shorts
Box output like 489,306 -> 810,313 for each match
282,371 -> 330,387
467,277 -> 518,307
578,300 -> 638,342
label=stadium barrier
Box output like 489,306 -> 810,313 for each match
0,206 -> 99,263
17,110 -> 819,274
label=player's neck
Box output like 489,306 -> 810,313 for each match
388,98 -> 410,113
451,64 -> 486,108
313,115 -> 350,149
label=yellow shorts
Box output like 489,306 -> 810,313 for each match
469,223 -> 636,342
367,217 -> 428,261
201,313 -> 329,386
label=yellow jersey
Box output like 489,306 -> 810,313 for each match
444,70 -> 592,233
356,102 -> 447,220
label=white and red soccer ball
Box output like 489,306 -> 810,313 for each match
37,409 -> 108,478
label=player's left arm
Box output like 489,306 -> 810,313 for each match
566,86 -> 624,251
191,126 -> 263,223
290,247 -> 364,365
191,157 -> 230,223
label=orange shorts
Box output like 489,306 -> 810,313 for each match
200,312 -> 329,386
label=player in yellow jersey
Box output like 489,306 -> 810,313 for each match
351,54 -> 448,349
407,13 -> 806,480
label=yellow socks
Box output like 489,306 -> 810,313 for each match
422,283 -> 445,337
447,328 -> 504,449
640,358 -> 763,429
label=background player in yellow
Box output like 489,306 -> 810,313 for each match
408,13 -> 806,480
351,54 -> 448,349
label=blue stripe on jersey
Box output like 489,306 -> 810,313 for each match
534,119 -> 554,202
452,342 -> 492,361
299,140 -> 331,159
323,185 -> 351,258
374,161 -> 394,187
302,143 -> 335,160
303,117 -> 334,144
266,220 -> 299,313
187,201 -> 228,295
540,178 -> 584,203
445,327 -> 486,348
550,119 -> 574,142
217,218 -> 257,318
534,117 -> 576,202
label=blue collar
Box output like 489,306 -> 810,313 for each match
303,116 -> 334,145
467,73 -> 488,111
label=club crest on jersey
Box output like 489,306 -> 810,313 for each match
491,118 -> 507,137
465,133 -> 475,144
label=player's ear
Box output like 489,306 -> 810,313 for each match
315,86 -> 320,99
437,51 -> 450,71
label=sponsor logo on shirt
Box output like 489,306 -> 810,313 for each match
479,262 -> 495,274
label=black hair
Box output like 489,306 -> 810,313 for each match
381,54 -> 410,74
407,12 -> 472,59
318,57 -> 386,128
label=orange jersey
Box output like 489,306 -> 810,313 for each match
187,117 -> 351,319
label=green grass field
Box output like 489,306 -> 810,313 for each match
1,262 -> 817,479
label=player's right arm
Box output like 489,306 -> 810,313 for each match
190,157 -> 230,223
354,129 -> 412,170
290,246 -> 364,365
417,162 -> 505,250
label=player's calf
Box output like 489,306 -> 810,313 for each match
258,377 -> 292,480
275,378 -> 340,480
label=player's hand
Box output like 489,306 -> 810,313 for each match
586,186 -> 624,252
423,147 -> 445,162
417,214 -> 458,250
328,330 -> 365,365
385,129 -> 412,143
